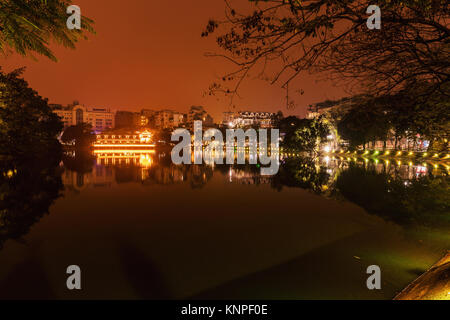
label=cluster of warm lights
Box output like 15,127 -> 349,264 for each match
94,131 -> 154,146
331,150 -> 449,162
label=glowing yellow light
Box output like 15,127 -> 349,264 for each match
93,144 -> 155,148
139,154 -> 153,167
385,151 -> 390,155
138,131 -> 153,143
396,151 -> 402,156
433,153 -> 439,158
409,162 -> 413,166
423,153 -> 428,157
94,149 -> 156,154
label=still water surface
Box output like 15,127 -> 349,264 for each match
0,152 -> 448,299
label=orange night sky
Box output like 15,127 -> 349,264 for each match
1,0 -> 346,121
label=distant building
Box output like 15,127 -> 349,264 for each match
140,109 -> 156,127
222,112 -> 235,127
154,109 -> 185,129
172,112 -> 185,127
115,110 -> 150,129
306,97 -> 354,119
53,103 -> 115,132
134,112 -> 149,127
223,111 -> 275,128
141,109 -> 156,118
115,111 -> 135,129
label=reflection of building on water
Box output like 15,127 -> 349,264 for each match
62,152 -> 446,192
62,165 -> 115,192
227,168 -> 272,185
142,165 -> 186,186
62,152 -> 214,190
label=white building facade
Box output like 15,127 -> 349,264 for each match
223,111 -> 276,128
53,104 -> 115,132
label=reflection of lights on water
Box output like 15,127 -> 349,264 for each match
139,154 -> 152,167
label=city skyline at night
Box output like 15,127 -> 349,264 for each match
0,0 -> 448,305
1,0 -> 346,121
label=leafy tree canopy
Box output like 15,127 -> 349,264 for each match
61,123 -> 95,147
0,68 -> 62,159
204,0 -> 449,101
0,0 -> 95,61
281,115 -> 329,152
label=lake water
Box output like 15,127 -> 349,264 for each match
0,152 -> 448,299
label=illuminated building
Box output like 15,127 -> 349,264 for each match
94,131 -> 155,148
154,109 -> 185,129
115,111 -> 150,129
223,111 -> 276,128
52,103 -> 115,132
